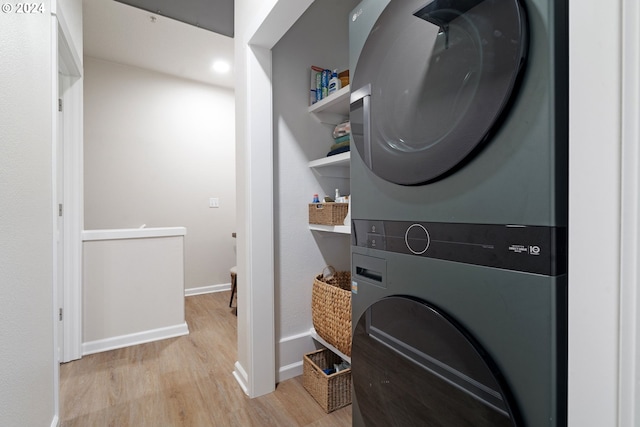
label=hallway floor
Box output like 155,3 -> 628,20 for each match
59,292 -> 352,426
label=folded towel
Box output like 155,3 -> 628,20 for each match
333,120 -> 351,139
326,145 -> 351,157
330,140 -> 350,151
333,134 -> 350,144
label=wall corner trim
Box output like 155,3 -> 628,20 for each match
233,361 -> 250,395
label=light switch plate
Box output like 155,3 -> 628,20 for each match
209,198 -> 219,208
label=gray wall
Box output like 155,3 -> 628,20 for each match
83,58 -> 237,290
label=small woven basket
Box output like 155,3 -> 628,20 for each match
308,203 -> 349,225
302,348 -> 352,413
311,266 -> 352,357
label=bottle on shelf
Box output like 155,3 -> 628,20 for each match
328,69 -> 341,95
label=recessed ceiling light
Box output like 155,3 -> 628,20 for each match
212,60 -> 230,74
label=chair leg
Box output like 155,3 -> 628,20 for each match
229,273 -> 237,308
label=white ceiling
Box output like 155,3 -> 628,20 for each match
82,0 -> 235,89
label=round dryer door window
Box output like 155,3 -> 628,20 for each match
350,0 -> 528,185
352,296 -> 521,426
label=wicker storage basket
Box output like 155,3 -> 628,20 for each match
302,348 -> 352,413
312,267 -> 352,357
309,203 -> 349,226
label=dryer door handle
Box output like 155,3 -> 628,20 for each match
356,267 -> 383,283
350,84 -> 372,168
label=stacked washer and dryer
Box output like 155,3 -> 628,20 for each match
348,0 -> 568,426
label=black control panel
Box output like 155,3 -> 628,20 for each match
352,220 -> 567,276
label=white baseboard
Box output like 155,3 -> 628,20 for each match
279,360 -> 304,382
82,322 -> 189,356
233,361 -> 249,396
277,330 -> 316,382
185,283 -> 231,296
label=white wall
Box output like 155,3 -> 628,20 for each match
82,230 -> 187,353
83,58 -> 236,291
272,0 -> 356,379
0,1 -> 58,425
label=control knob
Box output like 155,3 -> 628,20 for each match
405,223 -> 430,255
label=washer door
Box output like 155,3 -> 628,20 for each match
350,0 -> 527,185
352,296 -> 520,426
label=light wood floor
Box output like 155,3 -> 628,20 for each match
60,292 -> 352,427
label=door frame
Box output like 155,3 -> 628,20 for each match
619,0 -> 640,424
234,0 -> 314,397
53,4 -> 83,365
